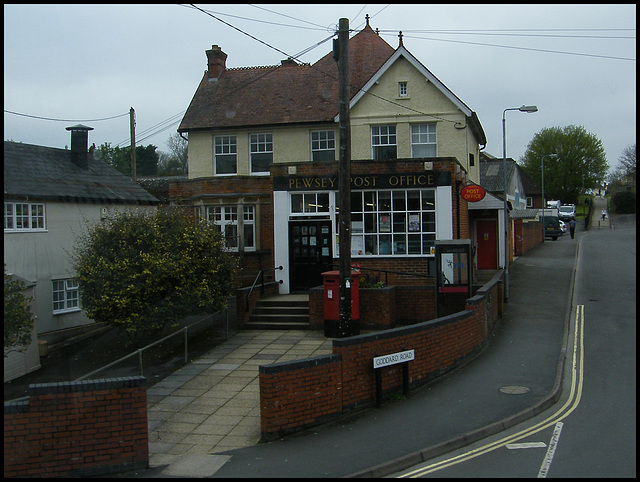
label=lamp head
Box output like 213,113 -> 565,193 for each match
519,105 -> 538,113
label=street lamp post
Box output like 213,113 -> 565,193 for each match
541,153 -> 559,244
502,105 -> 537,302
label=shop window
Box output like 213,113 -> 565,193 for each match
250,133 -> 272,174
311,130 -> 336,162
371,125 -> 397,160
214,135 -> 237,175
343,189 -> 436,257
411,123 -> 437,158
291,192 -> 329,214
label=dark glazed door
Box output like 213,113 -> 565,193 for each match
289,220 -> 333,292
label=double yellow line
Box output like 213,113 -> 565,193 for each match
400,305 -> 585,477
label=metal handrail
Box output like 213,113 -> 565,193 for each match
332,262 -> 432,286
246,266 -> 283,311
74,310 -> 224,381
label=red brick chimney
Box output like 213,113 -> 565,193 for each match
206,45 -> 227,79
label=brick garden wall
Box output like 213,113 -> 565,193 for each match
4,377 -> 148,478
515,220 -> 543,256
259,274 -> 503,441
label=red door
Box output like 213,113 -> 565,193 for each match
476,219 -> 498,269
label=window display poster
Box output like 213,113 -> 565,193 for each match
409,214 -> 420,232
379,214 -> 391,232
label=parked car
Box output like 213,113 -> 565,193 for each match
543,216 -> 562,240
559,204 -> 576,221
559,219 -> 567,234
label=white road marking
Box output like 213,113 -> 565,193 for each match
537,422 -> 564,478
506,442 -> 547,450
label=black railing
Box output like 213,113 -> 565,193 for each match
246,266 -> 283,311
331,262 -> 432,286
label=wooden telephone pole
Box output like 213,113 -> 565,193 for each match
336,18 -> 353,337
130,107 -> 136,181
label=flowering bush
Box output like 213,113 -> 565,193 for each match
72,208 -> 237,345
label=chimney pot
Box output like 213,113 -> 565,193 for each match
206,45 -> 227,79
65,124 -> 93,169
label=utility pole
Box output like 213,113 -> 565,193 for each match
130,107 -> 137,181
336,18 -> 352,337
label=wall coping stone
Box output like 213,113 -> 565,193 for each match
259,354 -> 341,374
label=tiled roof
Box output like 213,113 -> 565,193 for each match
480,158 -> 517,193
4,141 -> 159,205
178,24 -> 395,131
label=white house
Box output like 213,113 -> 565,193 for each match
4,125 -> 158,365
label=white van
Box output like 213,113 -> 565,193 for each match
558,204 -> 576,220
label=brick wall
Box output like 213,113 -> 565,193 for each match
259,355 -> 342,438
309,284 -> 436,329
259,274 -> 503,440
4,377 -> 148,478
514,219 -> 544,256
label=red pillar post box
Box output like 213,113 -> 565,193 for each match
322,269 -> 360,338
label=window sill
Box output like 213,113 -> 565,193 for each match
53,308 -> 81,316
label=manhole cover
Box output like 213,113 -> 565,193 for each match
500,385 -> 530,395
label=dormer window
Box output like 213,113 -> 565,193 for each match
398,82 -> 408,98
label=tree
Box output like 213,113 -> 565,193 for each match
4,264 -> 35,354
520,125 -> 609,204
95,142 -> 159,176
72,208 -> 237,345
609,143 -> 636,190
157,133 -> 188,176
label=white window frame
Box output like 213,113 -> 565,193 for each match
4,202 -> 46,232
249,133 -> 273,175
214,135 -> 237,175
345,189 -> 437,257
371,125 -> 397,160
290,192 -> 330,214
398,81 -> 408,98
411,123 -> 437,158
310,130 -> 336,162
52,278 -> 80,314
206,205 -> 256,252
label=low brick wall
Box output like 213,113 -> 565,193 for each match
259,274 -> 503,441
310,284 -> 437,330
4,377 -> 148,478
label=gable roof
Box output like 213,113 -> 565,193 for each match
178,24 -> 484,141
4,141 -> 159,205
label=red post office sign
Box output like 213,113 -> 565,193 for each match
460,184 -> 486,202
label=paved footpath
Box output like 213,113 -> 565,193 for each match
145,330 -> 332,476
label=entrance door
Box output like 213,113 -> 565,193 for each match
476,219 -> 498,269
289,220 -> 333,292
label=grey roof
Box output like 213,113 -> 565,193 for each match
510,208 -> 540,219
479,157 -> 517,193
4,141 -> 159,205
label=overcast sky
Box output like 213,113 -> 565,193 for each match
4,4 -> 636,173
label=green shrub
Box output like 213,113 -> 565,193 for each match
612,191 -> 636,214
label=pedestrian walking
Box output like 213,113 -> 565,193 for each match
602,209 -> 607,220
569,218 -> 576,239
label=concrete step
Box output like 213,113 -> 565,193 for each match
246,295 -> 310,330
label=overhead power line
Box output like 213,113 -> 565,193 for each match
3,109 -> 129,122
386,32 -> 635,62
